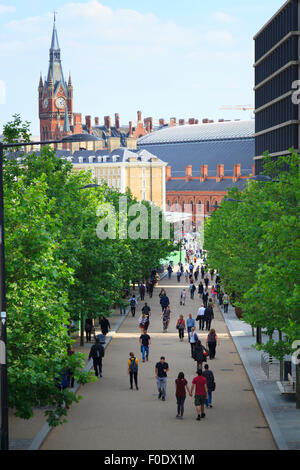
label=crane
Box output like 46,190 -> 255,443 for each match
220,105 -> 254,111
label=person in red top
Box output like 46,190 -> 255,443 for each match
175,372 -> 191,419
190,369 -> 208,421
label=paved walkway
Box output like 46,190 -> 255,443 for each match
222,303 -> 300,450
40,268 -> 276,450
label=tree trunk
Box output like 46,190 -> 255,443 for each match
278,330 -> 284,381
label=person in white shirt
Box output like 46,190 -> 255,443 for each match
180,289 -> 186,305
196,305 -> 206,331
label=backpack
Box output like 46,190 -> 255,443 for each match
129,357 -> 138,373
95,344 -> 104,359
130,299 -> 136,307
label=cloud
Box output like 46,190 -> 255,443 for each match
213,11 -> 237,23
0,4 -> 15,14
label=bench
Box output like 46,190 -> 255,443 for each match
276,373 -> 296,395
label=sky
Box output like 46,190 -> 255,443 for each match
0,0 -> 285,136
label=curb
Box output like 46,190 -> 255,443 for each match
28,273 -> 166,451
218,303 -> 289,450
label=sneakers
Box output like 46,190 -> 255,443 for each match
196,415 -> 201,421
201,413 -> 206,418
162,397 -> 166,401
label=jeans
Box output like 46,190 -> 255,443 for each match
141,345 -> 149,361
205,391 -> 212,407
178,328 -> 184,340
187,327 -> 192,341
176,396 -> 186,416
119,306 -> 126,315
85,329 -> 92,342
208,342 -> 217,359
168,272 -> 172,279
157,377 -> 167,399
223,303 -> 229,313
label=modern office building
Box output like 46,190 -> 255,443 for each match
254,0 -> 300,174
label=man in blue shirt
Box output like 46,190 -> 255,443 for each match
186,314 -> 196,342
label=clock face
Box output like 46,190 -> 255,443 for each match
55,97 -> 66,109
43,98 -> 48,109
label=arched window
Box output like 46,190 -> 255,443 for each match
206,201 -> 210,212
190,200 -> 194,212
214,201 -> 218,210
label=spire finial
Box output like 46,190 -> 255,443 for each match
54,9 -> 57,23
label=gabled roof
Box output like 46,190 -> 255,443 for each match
166,178 -> 248,192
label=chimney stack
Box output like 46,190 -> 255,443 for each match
218,119 -> 225,122
159,118 -> 165,126
166,165 -> 172,181
200,165 -> 208,182
137,110 -> 142,122
95,117 -> 99,126
129,121 -> 133,136
217,164 -> 224,182
189,118 -> 195,125
179,119 -> 185,126
202,119 -> 209,124
233,164 -> 241,182
115,113 -> 120,130
185,165 -> 192,181
195,119 -> 199,124
85,115 -> 92,133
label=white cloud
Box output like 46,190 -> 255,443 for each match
0,4 -> 15,14
203,30 -> 235,47
213,11 -> 237,23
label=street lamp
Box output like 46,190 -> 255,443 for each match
0,132 -> 100,450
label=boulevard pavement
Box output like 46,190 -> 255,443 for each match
40,270 -> 276,451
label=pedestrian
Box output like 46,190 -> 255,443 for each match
142,303 -> 151,330
162,305 -> 171,332
206,329 -> 220,359
148,280 -> 154,298
204,303 -> 214,331
203,364 -> 215,409
180,263 -> 184,274
176,315 -> 186,341
180,289 -> 186,306
139,330 -> 151,362
189,263 -> 194,275
189,327 -> 198,358
186,314 -> 196,342
223,293 -> 230,313
176,270 -> 181,283
190,369 -> 208,421
185,270 -> 189,283
194,266 -> 199,282
190,281 -> 196,300
202,289 -> 209,308
210,269 -> 215,281
85,317 -> 94,343
138,313 -> 148,332
175,372 -> 191,419
88,338 -> 105,378
129,295 -> 138,317
198,281 -> 204,297
210,285 -> 217,305
100,316 -> 111,336
196,304 -> 206,331
204,274 -> 209,289
167,264 -> 173,279
139,282 -> 146,301
201,265 -> 205,280
159,288 -> 166,298
193,339 -> 208,370
155,356 -> 169,401
128,352 -> 139,390
160,292 -> 170,312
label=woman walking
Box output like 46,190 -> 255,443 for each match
206,329 -> 220,359
176,315 -> 186,341
189,327 -> 198,358
193,339 -> 208,370
198,281 -> 204,297
175,372 -> 191,419
210,285 -> 217,305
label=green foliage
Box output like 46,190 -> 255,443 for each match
3,115 -> 174,425
204,151 -> 300,360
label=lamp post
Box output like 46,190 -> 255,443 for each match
0,132 -> 100,450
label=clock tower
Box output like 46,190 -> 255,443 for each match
39,15 -> 73,142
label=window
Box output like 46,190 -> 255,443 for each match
142,179 -> 146,188
117,168 -> 120,175
142,190 -> 146,200
206,201 -> 210,212
103,169 -> 106,175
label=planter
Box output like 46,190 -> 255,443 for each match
235,307 -> 243,319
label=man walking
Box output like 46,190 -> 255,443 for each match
155,357 -> 169,401
129,295 -> 138,317
196,304 -> 206,331
204,304 -> 214,331
128,352 -> 139,390
190,369 -> 208,421
142,303 -> 151,330
167,264 -> 173,279
139,282 -> 146,301
88,338 -> 105,378
223,293 -> 230,313
160,292 -> 170,312
99,316 -> 111,337
139,330 -> 151,362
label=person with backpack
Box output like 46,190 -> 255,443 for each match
128,352 -> 139,390
203,364 -> 215,409
160,293 -> 170,312
129,295 -> 138,317
176,315 -> 186,341
88,338 -> 105,378
175,372 -> 191,419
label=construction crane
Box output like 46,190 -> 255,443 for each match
220,105 -> 254,111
